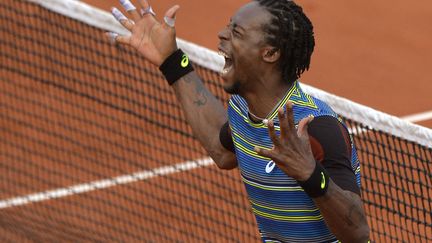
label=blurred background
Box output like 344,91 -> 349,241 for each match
83,0 -> 432,128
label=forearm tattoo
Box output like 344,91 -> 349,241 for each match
193,83 -> 208,106
183,75 -> 208,107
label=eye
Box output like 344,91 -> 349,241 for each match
232,28 -> 242,38
233,28 -> 241,35
226,22 -> 242,38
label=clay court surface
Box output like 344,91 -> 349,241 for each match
0,0 -> 431,242
84,0 -> 432,128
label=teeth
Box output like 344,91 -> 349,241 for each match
221,66 -> 232,75
218,50 -> 229,58
218,50 -> 233,75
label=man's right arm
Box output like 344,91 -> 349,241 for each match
172,71 -> 237,169
107,1 -> 237,169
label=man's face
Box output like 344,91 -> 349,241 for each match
218,2 -> 272,94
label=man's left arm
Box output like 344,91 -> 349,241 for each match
308,115 -> 370,243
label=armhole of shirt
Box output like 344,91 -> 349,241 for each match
219,121 -> 235,153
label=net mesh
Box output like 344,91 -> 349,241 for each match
0,0 -> 431,242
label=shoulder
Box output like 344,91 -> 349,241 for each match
228,95 -> 249,120
228,95 -> 246,109
288,82 -> 338,121
307,116 -> 361,195
308,115 -> 351,159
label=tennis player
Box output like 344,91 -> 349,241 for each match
108,0 -> 370,242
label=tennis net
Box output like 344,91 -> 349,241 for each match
0,0 -> 431,242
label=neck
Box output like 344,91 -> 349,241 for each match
242,76 -> 295,121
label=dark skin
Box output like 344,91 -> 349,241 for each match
109,0 -> 370,242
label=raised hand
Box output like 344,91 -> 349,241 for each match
255,102 -> 316,181
107,0 -> 180,66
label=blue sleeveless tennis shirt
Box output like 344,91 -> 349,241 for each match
227,81 -> 361,242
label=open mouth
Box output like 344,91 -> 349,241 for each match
218,50 -> 233,75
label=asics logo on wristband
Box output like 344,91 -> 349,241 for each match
159,49 -> 194,85
181,54 -> 189,68
320,172 -> 326,189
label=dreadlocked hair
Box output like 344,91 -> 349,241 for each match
254,0 -> 315,84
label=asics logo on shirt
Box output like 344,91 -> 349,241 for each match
265,160 -> 276,173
